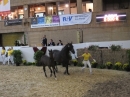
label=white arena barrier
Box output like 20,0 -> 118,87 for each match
0,40 -> 130,62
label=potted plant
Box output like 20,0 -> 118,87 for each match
12,50 -> 22,66
91,61 -> 98,68
105,62 -> 113,69
34,50 -> 44,66
70,59 -> 78,66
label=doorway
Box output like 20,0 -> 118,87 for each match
0,34 -> 3,46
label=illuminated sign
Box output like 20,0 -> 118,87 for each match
96,13 -> 126,23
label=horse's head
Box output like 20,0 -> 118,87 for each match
48,49 -> 53,58
67,43 -> 75,54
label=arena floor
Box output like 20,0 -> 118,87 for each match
0,64 -> 130,97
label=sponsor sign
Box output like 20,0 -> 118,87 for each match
96,13 -> 127,23
31,16 -> 60,28
59,12 -> 92,26
0,0 -> 10,15
4,19 -> 22,26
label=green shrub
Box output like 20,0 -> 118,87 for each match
105,62 -> 113,69
25,62 -> 33,66
110,44 -> 122,51
77,62 -> 84,67
12,50 -> 22,66
98,64 -> 106,69
122,63 -> 129,71
114,62 -> 122,70
34,50 -> 44,66
88,45 -> 99,51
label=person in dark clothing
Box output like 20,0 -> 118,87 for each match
42,35 -> 47,46
57,40 -> 63,46
48,39 -> 55,46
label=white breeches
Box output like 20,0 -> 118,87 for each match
8,55 -> 14,65
82,60 -> 92,73
1,54 -> 5,64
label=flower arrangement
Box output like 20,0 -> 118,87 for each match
22,60 -> 27,65
105,62 -> 113,69
122,63 -> 129,71
114,62 -> 122,70
71,59 -> 78,66
91,61 -> 98,68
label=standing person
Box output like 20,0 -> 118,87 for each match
57,40 -> 63,46
7,48 -> 14,65
10,47 -> 14,65
1,46 -> 6,65
48,39 -> 55,46
42,35 -> 47,46
78,48 -> 96,74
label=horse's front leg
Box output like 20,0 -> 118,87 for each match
43,66 -> 47,77
66,65 -> 70,75
63,63 -> 70,75
48,66 -> 52,77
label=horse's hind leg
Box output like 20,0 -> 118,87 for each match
43,66 -> 47,77
54,61 -> 58,73
48,66 -> 52,77
52,66 -> 57,79
55,65 -> 58,73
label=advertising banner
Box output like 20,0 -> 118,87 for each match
4,19 -> 22,26
0,0 -> 10,15
60,12 -> 92,26
31,16 -> 60,28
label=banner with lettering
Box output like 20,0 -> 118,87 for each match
4,19 -> 22,26
60,12 -> 92,26
0,0 -> 10,15
31,16 -> 60,28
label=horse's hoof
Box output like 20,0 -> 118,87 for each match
67,73 -> 70,75
56,70 -> 58,73
64,72 -> 66,74
55,78 -> 57,80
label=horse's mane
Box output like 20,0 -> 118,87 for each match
61,43 -> 69,52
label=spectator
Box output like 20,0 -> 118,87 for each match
57,40 -> 63,46
88,9 -> 92,12
42,35 -> 47,46
1,46 -> 6,65
48,39 -> 55,46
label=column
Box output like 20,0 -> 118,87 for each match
93,0 -> 103,12
76,0 -> 82,14
56,2 -> 59,15
24,5 -> 29,18
45,3 -> 48,16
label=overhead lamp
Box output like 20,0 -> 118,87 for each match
38,7 -> 41,10
65,4 -> 69,7
49,7 -> 53,10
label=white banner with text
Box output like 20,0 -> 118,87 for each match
60,12 -> 92,26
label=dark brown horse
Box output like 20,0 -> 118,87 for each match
40,49 -> 57,79
53,43 -> 75,75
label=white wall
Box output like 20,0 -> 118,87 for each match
0,40 -> 130,63
86,3 -> 93,12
